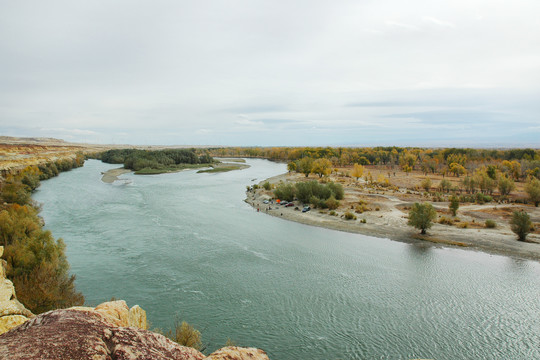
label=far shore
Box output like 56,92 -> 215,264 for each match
246,173 -> 540,262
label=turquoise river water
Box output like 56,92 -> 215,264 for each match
33,159 -> 540,360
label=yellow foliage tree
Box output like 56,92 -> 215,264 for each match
351,163 -> 364,180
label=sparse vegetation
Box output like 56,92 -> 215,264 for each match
343,211 -> 357,220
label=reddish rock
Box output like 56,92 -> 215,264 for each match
206,346 -> 270,360
0,308 -> 205,360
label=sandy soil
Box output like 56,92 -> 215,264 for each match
246,172 -> 540,262
101,168 -> 132,183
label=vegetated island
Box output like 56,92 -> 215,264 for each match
95,149 -> 249,182
236,147 -> 540,262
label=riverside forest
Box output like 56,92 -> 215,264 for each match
1,141 -> 540,359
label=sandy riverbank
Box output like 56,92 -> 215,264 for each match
101,168 -> 131,183
246,173 -> 540,262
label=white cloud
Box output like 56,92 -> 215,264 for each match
0,0 -> 539,146
384,20 -> 419,31
422,16 -> 456,28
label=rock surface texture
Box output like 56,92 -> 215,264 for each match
0,304 -> 270,360
0,246 -> 34,335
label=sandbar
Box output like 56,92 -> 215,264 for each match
101,168 -> 131,183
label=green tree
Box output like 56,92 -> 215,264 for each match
525,177 -> 540,206
497,175 -> 515,196
274,183 -> 295,202
408,202 -> 437,234
449,195 -> 459,216
510,210 -> 532,241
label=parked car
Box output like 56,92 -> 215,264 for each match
285,202 -> 294,207
263,200 -> 269,204
302,206 -> 311,213
280,201 -> 289,206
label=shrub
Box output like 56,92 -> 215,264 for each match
485,219 -> 497,228
525,177 -> 540,206
165,321 -> 203,351
449,195 -> 459,216
325,196 -> 340,210
329,210 -> 337,216
475,193 -> 492,204
274,183 -> 295,202
421,178 -> 432,192
439,179 -> 452,193
360,218 -> 367,223
327,182 -> 344,200
344,211 -> 357,220
438,217 -> 454,225
262,181 -> 271,190
457,222 -> 469,228
510,210 -> 532,241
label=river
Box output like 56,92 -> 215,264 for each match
33,159 -> 540,360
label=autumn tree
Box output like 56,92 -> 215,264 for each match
312,158 -> 332,178
351,163 -> 364,181
296,157 -> 314,178
287,162 -> 296,173
400,152 -> 416,174
525,177 -> 540,206
449,163 -> 466,177
408,202 -> 437,235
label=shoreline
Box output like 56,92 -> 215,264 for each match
246,173 -> 540,262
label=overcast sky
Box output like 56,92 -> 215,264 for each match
1,0 -> 539,147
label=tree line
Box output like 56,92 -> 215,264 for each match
0,154 -> 85,314
95,149 -> 214,172
209,146 -> 540,181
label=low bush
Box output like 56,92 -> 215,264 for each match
438,217 -> 454,225
485,219 -> 497,228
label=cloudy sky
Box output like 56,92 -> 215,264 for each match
1,0 -> 539,146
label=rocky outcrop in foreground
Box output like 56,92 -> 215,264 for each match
0,246 -> 34,335
0,299 -> 269,360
